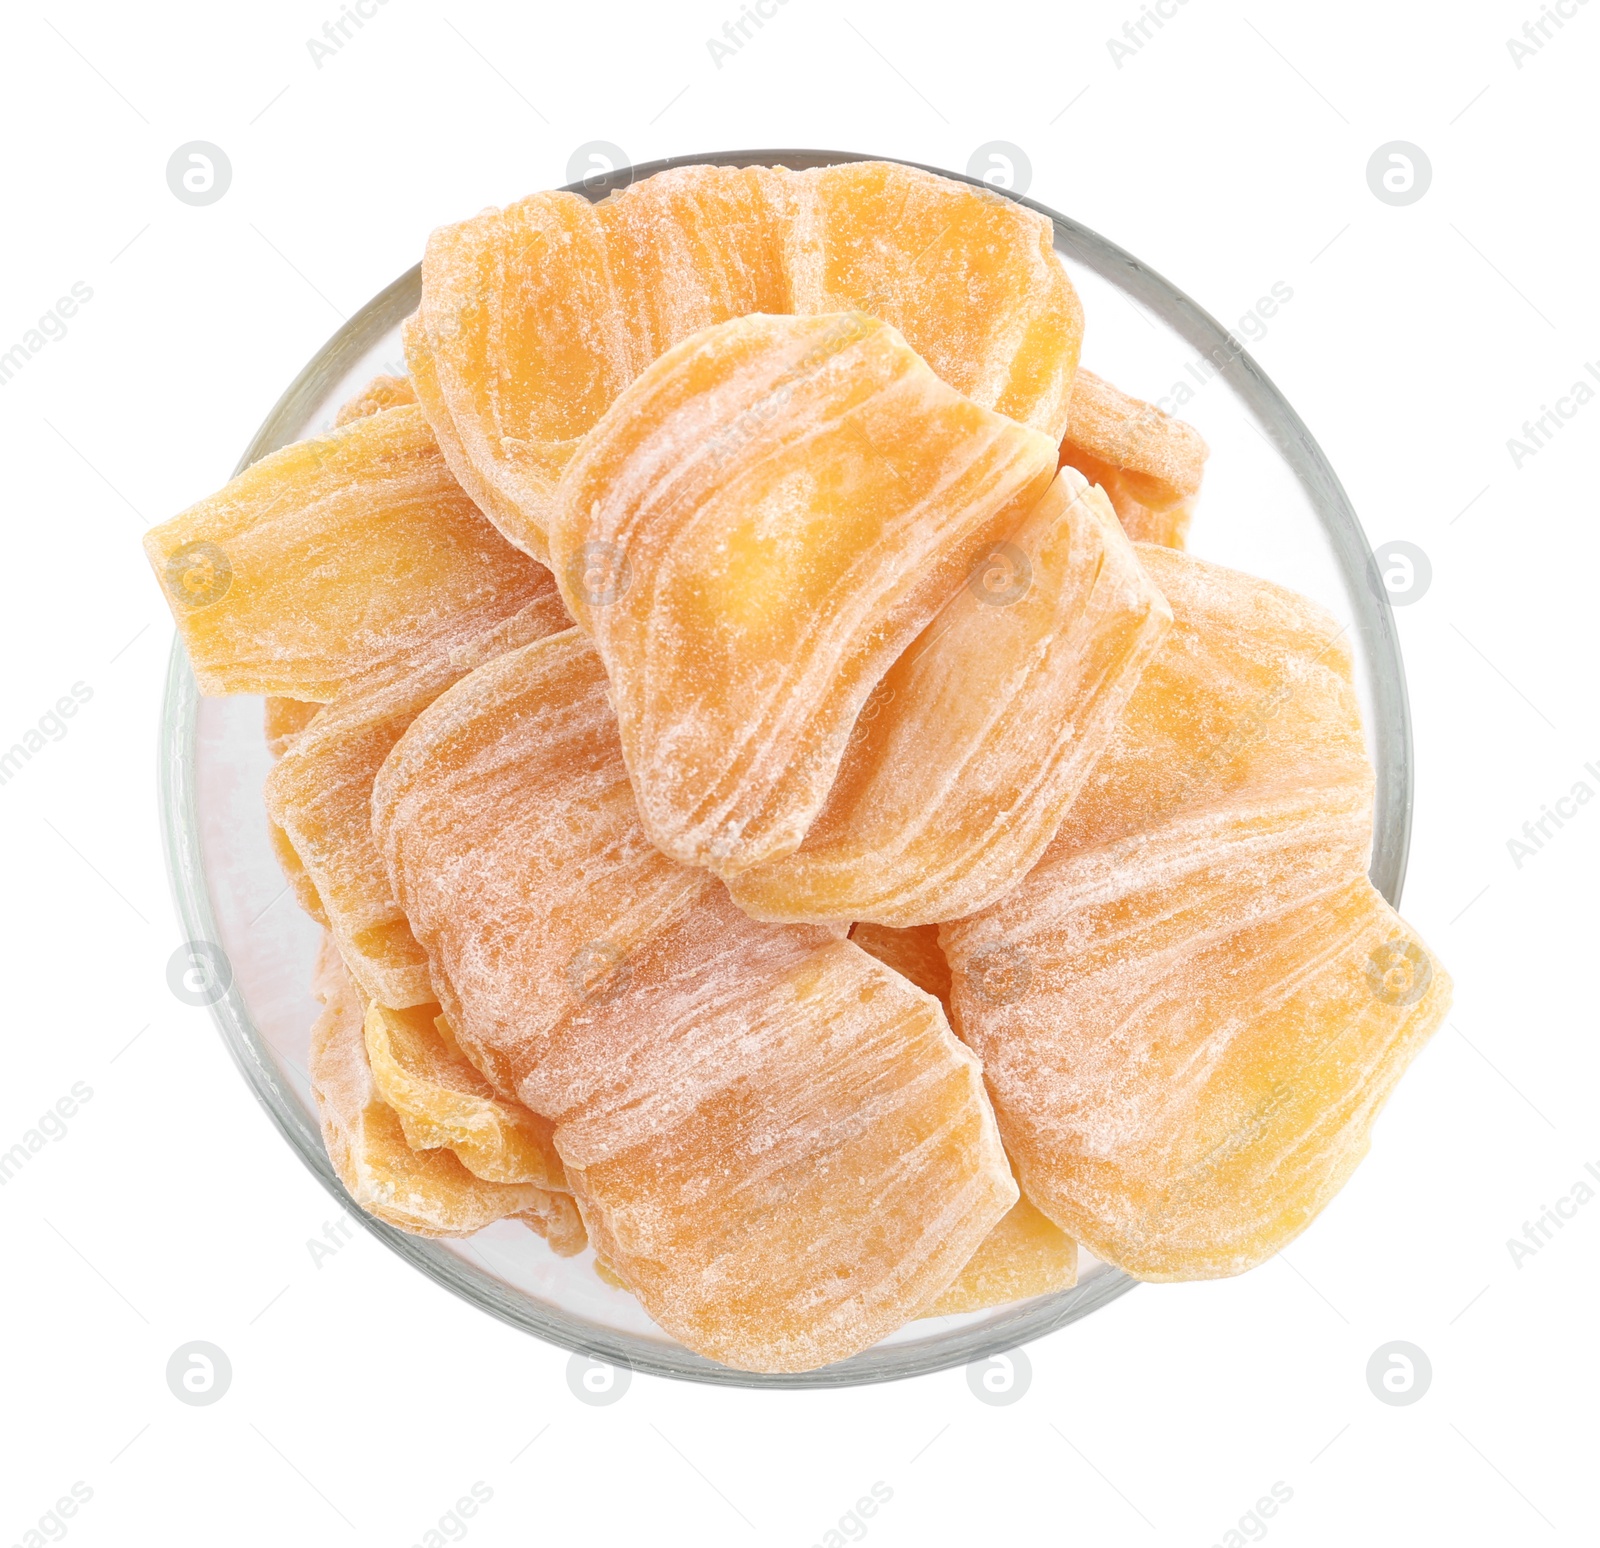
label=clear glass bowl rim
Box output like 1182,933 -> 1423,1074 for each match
158,146 -> 1411,1388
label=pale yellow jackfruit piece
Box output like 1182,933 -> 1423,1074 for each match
548,310 -> 1058,876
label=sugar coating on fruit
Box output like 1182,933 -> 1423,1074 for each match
265,593 -> 566,1009
144,405 -> 548,699
1052,544 -> 1373,852
376,627 -> 1012,1368
925,1190 -> 1078,1315
787,161 -> 1081,439
547,935 -> 1017,1372
267,816 -> 329,927
364,1003 -> 576,1226
942,550 -> 1449,1279
549,310 -> 1058,876
1058,370 -> 1208,548
727,468 -> 1171,924
308,940 -> 566,1238
373,628 -> 713,1097
334,372 -> 417,426
264,697 -> 321,757
847,926 -> 1077,1315
408,161 -> 1081,554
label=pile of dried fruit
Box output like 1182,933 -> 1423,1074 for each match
145,162 -> 1448,1374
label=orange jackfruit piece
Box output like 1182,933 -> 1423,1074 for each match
1052,544 -> 1372,849
728,468 -> 1170,924
848,923 -> 951,1006
373,628 -> 712,1097
536,923 -> 1017,1372
926,1190 -> 1078,1315
264,697 -> 320,757
334,372 -> 417,426
942,549 -> 1449,1279
145,405 -> 547,699
376,629 -> 1015,1368
1058,371 -> 1209,548
847,924 -> 1079,1315
267,818 -> 329,928
309,941 -> 570,1240
596,165 -> 792,369
786,161 -> 1080,439
409,191 -> 626,561
409,161 -> 1080,556
549,311 -> 1058,876
363,1004 -> 575,1225
264,591 -> 567,1008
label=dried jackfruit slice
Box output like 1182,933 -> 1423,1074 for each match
267,817 -> 329,928
265,592 -> 566,1009
264,697 -> 320,757
373,628 -> 712,1098
145,405 -> 547,699
308,943 -> 566,1239
942,551 -> 1449,1279
1052,544 -> 1373,852
786,160 -> 1081,439
728,469 -> 1170,924
848,924 -> 1079,1315
594,164 -> 791,370
376,627 -> 1011,1367
363,1003 -> 573,1211
848,922 -> 951,1006
944,788 -> 1446,1279
408,161 -> 1081,556
926,1191 -> 1078,1316
543,931 -> 1017,1373
402,312 -> 549,564
1058,371 -> 1208,548
549,311 -> 1058,875
334,372 -> 416,426
410,191 -> 626,561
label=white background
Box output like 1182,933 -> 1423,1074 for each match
1,1 -> 1596,1543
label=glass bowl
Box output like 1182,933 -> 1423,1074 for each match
158,148 -> 1410,1387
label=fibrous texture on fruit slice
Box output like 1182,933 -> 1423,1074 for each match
926,1191 -> 1078,1315
596,164 -> 792,374
265,594 -> 567,1008
377,628 -> 1012,1368
402,313 -> 555,566
364,1003 -> 574,1211
408,191 -> 627,561
374,628 -> 712,1097
409,161 -> 1080,556
1051,544 -> 1373,849
847,925 -> 1079,1315
144,404 -> 548,699
267,818 -> 329,927
728,469 -> 1171,924
334,372 -> 417,426
264,697 -> 320,757
1058,371 -> 1208,548
942,549 -> 1450,1279
786,160 -> 1080,439
549,311 -> 1059,875
309,941 -> 565,1238
542,931 -> 1017,1373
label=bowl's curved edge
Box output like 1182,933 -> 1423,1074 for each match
157,146 -> 1412,1388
